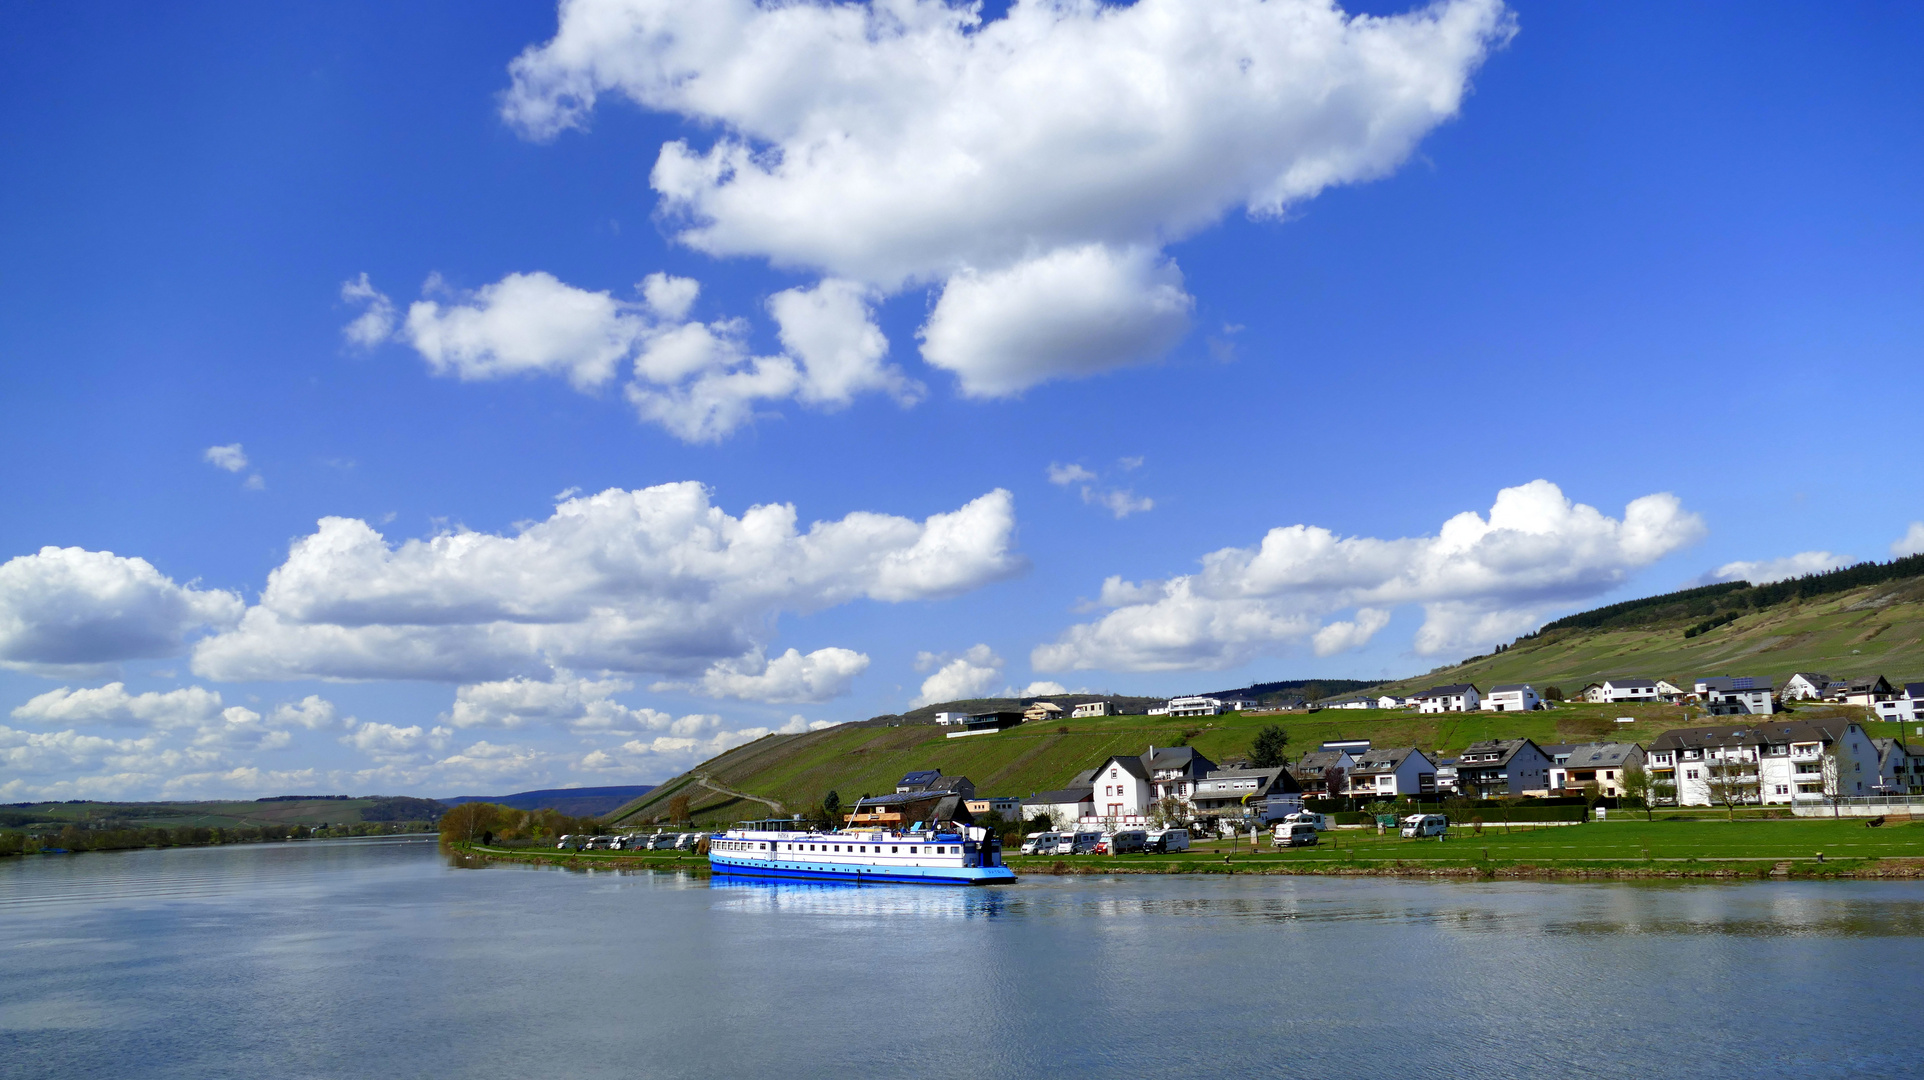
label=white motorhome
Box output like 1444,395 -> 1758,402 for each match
1272,821 -> 1320,847
1400,814 -> 1448,838
1020,832 -> 1060,855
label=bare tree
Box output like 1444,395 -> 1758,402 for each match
1702,752 -> 1758,822
1821,746 -> 1847,818
1323,766 -> 1347,806
1619,762 -> 1655,821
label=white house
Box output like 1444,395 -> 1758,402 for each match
1781,673 -> 1833,701
1343,747 -> 1438,798
1376,695 -> 1409,709
1695,677 -> 1776,716
1142,746 -> 1219,806
1290,748 -> 1358,798
1164,696 -> 1226,717
1655,679 -> 1687,701
1650,720 -> 1877,805
1483,684 -> 1540,712
1826,676 -> 1894,706
1547,742 -> 1645,797
1025,785 -> 1093,829
932,712 -> 968,726
1091,755 -> 1154,821
1414,684 -> 1480,713
1872,683 -> 1924,725
1070,701 -> 1114,718
964,796 -> 1024,822
1872,738 -> 1924,796
1321,694 -> 1378,710
1597,677 -> 1661,703
1191,768 -> 1303,824
1581,682 -> 1609,704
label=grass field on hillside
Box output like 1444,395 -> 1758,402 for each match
2,797 -> 435,830
1381,578 -> 1924,697
607,700 -> 1878,827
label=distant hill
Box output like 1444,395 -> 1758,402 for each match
439,785 -> 655,817
1380,556 -> 1924,696
0,796 -> 442,830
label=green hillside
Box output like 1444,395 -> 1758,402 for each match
609,560 -> 1924,830
1380,571 -> 1924,697
607,699 -> 1893,829
0,796 -> 444,832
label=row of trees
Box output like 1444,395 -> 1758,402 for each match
0,820 -> 431,856
436,803 -> 603,846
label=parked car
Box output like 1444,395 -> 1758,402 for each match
1021,832 -> 1060,855
1400,814 -> 1448,839
1272,821 -> 1319,847
1144,828 -> 1190,853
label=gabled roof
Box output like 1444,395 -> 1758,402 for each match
1349,747 -> 1430,774
1193,767 -> 1301,800
1839,676 -> 1893,692
898,769 -> 942,787
1601,677 -> 1657,689
1649,720 -> 1853,751
1027,786 -> 1094,805
1456,739 -> 1543,768
1414,683 -> 1478,698
1141,745 -> 1214,774
1906,683 -> 1924,699
1292,750 -> 1351,772
1787,672 -> 1833,685
1538,743 -> 1577,761
1094,755 -> 1149,780
1559,742 -> 1643,769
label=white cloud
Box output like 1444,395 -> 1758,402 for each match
1034,480 -> 1706,671
1009,680 -> 1068,697
341,720 -> 450,762
203,444 -> 248,473
449,673 -> 676,732
1693,551 -> 1848,587
920,245 -> 1192,396
0,548 -> 244,672
375,270 -> 916,442
664,646 -> 870,704
190,484 -> 1019,683
12,682 -> 233,730
503,0 -> 1511,390
269,695 -> 341,730
1045,461 -> 1153,519
769,279 -> 921,407
913,644 -> 1003,706
1311,607 -> 1391,657
341,273 -> 397,347
1893,523 -> 1924,559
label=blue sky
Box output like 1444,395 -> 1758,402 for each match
2,0 -> 1920,800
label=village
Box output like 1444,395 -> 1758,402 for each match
908,672 -> 1924,844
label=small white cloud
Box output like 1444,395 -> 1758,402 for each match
1312,608 -> 1392,658
267,695 -> 339,731
639,272 -> 700,321
664,646 -> 871,705
1693,551 -> 1848,587
341,273 -> 397,348
912,644 -> 1003,707
242,474 -> 266,492
1010,680 -> 1068,697
203,444 -> 248,473
1118,456 -> 1144,472
768,279 -> 920,408
1893,523 -> 1924,559
1048,463 -> 1097,487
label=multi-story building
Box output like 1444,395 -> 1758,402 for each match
1647,720 -> 1878,805
1825,676 -> 1895,707
1872,683 -> 1924,725
1343,747 -> 1438,798
1872,738 -> 1924,796
1548,742 -> 1646,797
1290,748 -> 1358,797
1191,767 -> 1302,824
1413,684 -> 1481,713
1454,739 -> 1552,797
1695,677 -> 1776,715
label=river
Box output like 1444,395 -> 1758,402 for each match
3,836 -> 1921,1079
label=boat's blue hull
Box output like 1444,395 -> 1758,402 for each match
709,855 -> 1015,886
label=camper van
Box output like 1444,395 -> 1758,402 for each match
1066,831 -> 1102,854
1097,829 -> 1149,855
675,833 -> 703,851
1021,832 -> 1060,855
1272,821 -> 1320,847
1400,814 -> 1448,839
648,833 -> 680,850
1285,811 -> 1332,831
1144,828 -> 1190,853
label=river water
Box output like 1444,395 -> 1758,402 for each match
4,837 -> 1922,1079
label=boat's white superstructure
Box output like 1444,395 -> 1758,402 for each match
707,820 -> 1016,885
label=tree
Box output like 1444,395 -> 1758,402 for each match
1251,725 -> 1291,769
1148,795 -> 1189,828
668,794 -> 692,824
1619,762 -> 1656,820
822,790 -> 841,824
438,802 -> 504,846
1323,766 -> 1348,806
1821,745 -> 1847,817
1542,685 -> 1565,702
1702,752 -> 1757,821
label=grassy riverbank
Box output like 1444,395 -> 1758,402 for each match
457,819 -> 1924,880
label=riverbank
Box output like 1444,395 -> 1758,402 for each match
456,818 -> 1924,881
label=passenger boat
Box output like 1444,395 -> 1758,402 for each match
707,819 -> 1016,885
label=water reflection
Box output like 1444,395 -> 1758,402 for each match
707,876 -> 1016,919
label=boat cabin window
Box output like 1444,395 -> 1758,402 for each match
891,846 -> 899,853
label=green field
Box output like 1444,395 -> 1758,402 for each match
1375,576 -> 1924,697
607,700 -> 1886,828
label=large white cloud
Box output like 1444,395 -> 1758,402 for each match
0,547 -> 243,671
664,646 -> 871,704
352,270 -> 919,442
191,483 -> 1021,683
912,643 -> 1003,706
1034,480 -> 1706,671
503,0 -> 1512,391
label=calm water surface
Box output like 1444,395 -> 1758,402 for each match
4,837 -> 1923,1079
